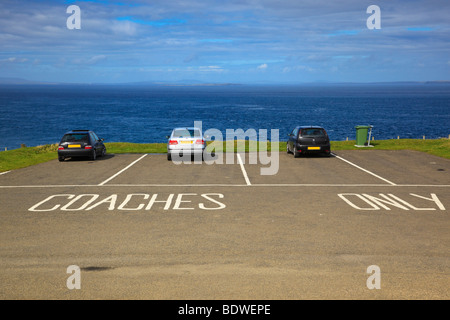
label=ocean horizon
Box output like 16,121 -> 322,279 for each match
0,83 -> 449,151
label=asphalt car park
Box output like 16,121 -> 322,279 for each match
0,150 -> 448,299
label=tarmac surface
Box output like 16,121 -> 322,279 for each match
0,150 -> 449,299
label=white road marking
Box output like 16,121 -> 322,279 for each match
0,171 -> 11,175
333,154 -> 397,186
237,153 -> 251,186
98,154 -> 148,186
3,184 -> 450,189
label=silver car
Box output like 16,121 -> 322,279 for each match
167,127 -> 206,161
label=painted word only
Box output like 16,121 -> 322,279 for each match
28,193 -> 226,212
338,193 -> 445,211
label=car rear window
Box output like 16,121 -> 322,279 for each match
61,133 -> 89,143
173,129 -> 201,138
300,128 -> 326,137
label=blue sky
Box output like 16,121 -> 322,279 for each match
0,0 -> 449,84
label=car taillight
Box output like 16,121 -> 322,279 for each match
58,146 -> 64,150
196,139 -> 205,145
169,140 -> 178,145
85,145 -> 93,149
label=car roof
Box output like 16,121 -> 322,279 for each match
64,130 -> 92,134
296,126 -> 325,129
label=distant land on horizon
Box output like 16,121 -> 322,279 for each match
0,77 -> 449,87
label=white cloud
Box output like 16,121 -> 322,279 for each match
72,55 -> 107,66
198,65 -> 224,72
110,20 -> 138,36
0,57 -> 28,64
0,0 -> 448,83
283,65 -> 314,73
257,63 -> 268,70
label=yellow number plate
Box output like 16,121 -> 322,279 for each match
308,147 -> 320,150
68,145 -> 81,148
180,141 -> 193,144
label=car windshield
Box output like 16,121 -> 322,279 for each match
61,133 -> 89,143
173,129 -> 201,138
300,129 -> 326,137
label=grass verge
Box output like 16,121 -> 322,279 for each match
0,144 -> 59,172
0,138 -> 448,173
330,138 -> 450,159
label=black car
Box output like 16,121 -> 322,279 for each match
287,126 -> 331,157
57,130 -> 106,161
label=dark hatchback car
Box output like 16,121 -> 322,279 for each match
287,126 -> 331,157
57,130 -> 106,161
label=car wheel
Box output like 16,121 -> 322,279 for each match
101,147 -> 106,157
167,153 -> 172,161
58,156 -> 65,162
294,147 -> 300,158
91,149 -> 97,161
286,143 -> 292,154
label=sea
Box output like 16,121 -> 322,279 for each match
0,83 -> 449,150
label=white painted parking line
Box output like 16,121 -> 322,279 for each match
237,153 -> 251,186
98,154 -> 148,186
333,154 -> 397,186
0,171 -> 10,176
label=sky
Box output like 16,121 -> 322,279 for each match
0,0 -> 449,84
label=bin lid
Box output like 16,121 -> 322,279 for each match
355,125 -> 373,129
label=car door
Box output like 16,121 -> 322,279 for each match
93,132 -> 104,153
288,128 -> 298,152
89,132 -> 99,155
97,132 -> 106,153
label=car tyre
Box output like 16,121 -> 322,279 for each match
294,147 -> 300,158
100,147 -> 106,157
167,153 -> 172,161
91,149 -> 97,161
58,156 -> 65,162
286,143 -> 292,154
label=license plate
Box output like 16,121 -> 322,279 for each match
68,145 -> 81,148
180,141 -> 193,144
308,147 -> 321,150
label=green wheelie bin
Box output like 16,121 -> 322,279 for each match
355,125 -> 373,146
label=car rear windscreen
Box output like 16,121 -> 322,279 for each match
61,134 -> 89,143
173,129 -> 201,138
300,129 -> 326,137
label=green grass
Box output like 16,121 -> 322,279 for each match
0,144 -> 59,172
330,138 -> 450,158
105,142 -> 167,154
0,138 -> 449,172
